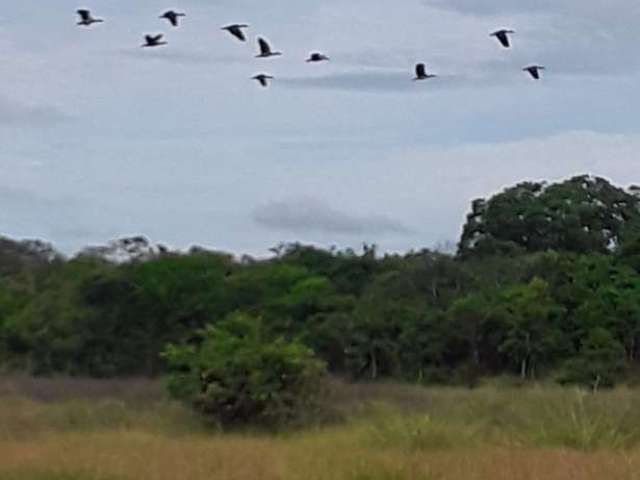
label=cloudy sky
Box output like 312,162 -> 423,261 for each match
1,0 -> 640,255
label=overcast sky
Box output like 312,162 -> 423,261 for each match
1,0 -> 639,255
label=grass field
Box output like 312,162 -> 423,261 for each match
2,376 -> 640,480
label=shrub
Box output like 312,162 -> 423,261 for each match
163,313 -> 326,428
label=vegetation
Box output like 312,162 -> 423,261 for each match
163,313 -> 326,427
2,174 -> 640,394
5,377 -> 640,479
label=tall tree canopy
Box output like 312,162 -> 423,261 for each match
2,175 -> 640,389
459,175 -> 640,257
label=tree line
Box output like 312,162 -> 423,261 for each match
2,174 -> 640,389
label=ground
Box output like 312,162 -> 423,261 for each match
1,376 -> 640,480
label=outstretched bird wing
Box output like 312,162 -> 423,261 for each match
253,74 -> 272,87
166,13 -> 178,27
525,67 -> 540,79
77,9 -> 91,21
145,34 -> 164,44
228,25 -> 246,41
416,63 -> 426,78
258,38 -> 271,55
496,31 -> 510,48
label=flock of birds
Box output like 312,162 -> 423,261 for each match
76,8 -> 546,88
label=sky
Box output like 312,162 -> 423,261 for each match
1,0 -> 640,256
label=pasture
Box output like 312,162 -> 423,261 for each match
2,377 -> 640,480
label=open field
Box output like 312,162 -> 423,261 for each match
3,377 -> 640,480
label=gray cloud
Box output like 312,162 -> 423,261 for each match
280,72 -> 417,93
253,197 -> 412,235
0,97 -> 68,126
0,0 -> 639,257
427,0 -> 640,75
428,0 -> 639,19
279,70 -> 513,93
117,48 -> 246,66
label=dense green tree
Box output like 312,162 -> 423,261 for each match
569,265 -> 640,362
496,278 -> 566,378
163,313 -> 326,428
446,293 -> 499,373
4,175 -> 640,390
459,175 -> 640,257
560,327 -> 626,389
343,271 -> 424,379
398,311 -> 450,383
2,258 -> 106,374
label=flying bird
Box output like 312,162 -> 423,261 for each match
222,24 -> 249,42
413,63 -> 437,81
160,10 -> 185,27
252,74 -> 274,88
306,52 -> 330,63
256,37 -> 282,58
523,65 -> 545,79
491,29 -> 515,48
76,9 -> 103,26
142,34 -> 168,48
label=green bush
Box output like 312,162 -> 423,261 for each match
163,313 -> 326,428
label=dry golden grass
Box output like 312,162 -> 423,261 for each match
4,377 -> 640,480
3,431 -> 640,480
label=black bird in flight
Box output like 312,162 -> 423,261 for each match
142,34 -> 168,47
76,9 -> 104,26
491,29 -> 515,48
252,74 -> 274,87
523,65 -> 545,79
413,63 -> 437,80
160,10 -> 186,27
306,52 -> 330,62
256,37 -> 282,58
222,24 -> 249,42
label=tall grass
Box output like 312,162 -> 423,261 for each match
3,377 -> 640,479
0,376 -> 204,439
321,380 -> 640,451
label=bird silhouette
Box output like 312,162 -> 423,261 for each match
222,24 -> 249,42
491,29 -> 515,48
413,63 -> 437,80
306,52 -> 330,62
256,37 -> 282,58
76,9 -> 103,26
252,74 -> 274,87
142,34 -> 168,48
523,65 -> 545,79
160,10 -> 186,27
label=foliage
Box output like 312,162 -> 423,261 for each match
496,278 -> 567,378
459,175 -> 640,257
163,313 -> 326,427
2,175 -> 640,390
560,328 -> 626,390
